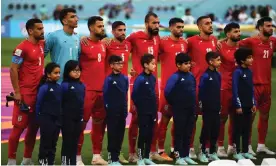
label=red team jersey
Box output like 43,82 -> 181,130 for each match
80,38 -> 106,91
187,35 -> 217,84
126,31 -> 160,77
104,39 -> 132,76
239,37 -> 274,85
159,36 -> 188,89
12,40 -> 44,95
219,41 -> 238,90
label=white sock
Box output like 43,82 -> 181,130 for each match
190,148 -> 195,151
218,146 -> 225,149
76,155 -> 82,161
158,149 -> 165,153
171,147 -> 174,152
258,144 -> 265,148
228,145 -> 234,149
93,154 -> 101,159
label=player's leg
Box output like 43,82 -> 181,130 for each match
232,112 -> 243,160
61,118 -> 73,165
198,112 -> 209,163
209,112 -> 220,161
144,115 -> 157,165
227,110 -> 235,156
137,114 -> 147,165
107,114 -> 120,163
117,114 -> 127,164
47,120 -> 61,165
189,115 -> 198,159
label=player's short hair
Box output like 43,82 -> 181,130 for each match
234,47 -> 253,65
25,18 -> 42,34
87,16 -> 103,29
63,60 -> 80,81
141,53 -> 155,68
206,51 -> 221,64
175,53 -> 191,65
145,12 -> 158,23
169,17 -> 184,27
224,22 -> 240,35
59,8 -> 76,25
256,16 -> 272,29
109,55 -> 123,64
196,15 -> 211,25
112,21 -> 125,30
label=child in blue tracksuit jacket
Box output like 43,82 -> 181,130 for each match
198,52 -> 221,162
131,54 -> 157,165
36,62 -> 62,165
165,53 -> 197,165
232,48 -> 257,160
103,55 -> 129,164
61,60 -> 85,165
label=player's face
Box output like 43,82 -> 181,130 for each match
47,67 -> 60,82
112,25 -> 126,42
91,20 -> 106,39
243,55 -> 253,66
178,61 -> 191,72
228,28 -> 241,42
111,61 -> 124,73
31,23 -> 44,40
69,66 -> 81,79
170,22 -> 184,38
210,56 -> 222,68
199,18 -> 213,35
261,21 -> 273,37
146,16 -> 160,36
145,59 -> 156,72
64,12 -> 78,28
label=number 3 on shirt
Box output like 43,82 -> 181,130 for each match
148,46 -> 154,54
263,50 -> 269,59
98,53 -> 101,62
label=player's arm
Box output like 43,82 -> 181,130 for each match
44,33 -> 55,56
131,76 -> 142,106
10,49 -> 24,104
198,73 -> 208,106
251,71 -> 257,112
238,37 -> 252,48
61,82 -> 69,106
164,74 -> 178,105
232,70 -> 242,114
36,84 -> 48,116
103,77 -> 110,109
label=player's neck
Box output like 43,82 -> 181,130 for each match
199,33 -> 210,40
113,38 -> 123,43
27,37 -> 39,44
241,64 -> 248,68
144,30 -> 153,39
208,66 -> 215,71
89,35 -> 100,42
144,69 -> 151,75
226,39 -> 238,47
63,26 -> 74,35
170,34 -> 180,41
258,33 -> 269,42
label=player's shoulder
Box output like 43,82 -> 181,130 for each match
187,35 -> 198,42
160,35 -> 170,41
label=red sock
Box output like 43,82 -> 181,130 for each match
150,122 -> 159,152
8,126 -> 24,159
157,118 -> 169,150
190,121 -> 196,148
228,115 -> 234,146
77,122 -> 87,155
24,124 -> 39,158
258,114 -> 269,144
171,122 -> 175,148
217,116 -> 228,147
91,120 -> 106,154
128,114 -> 138,154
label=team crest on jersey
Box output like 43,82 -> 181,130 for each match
18,115 -> 22,122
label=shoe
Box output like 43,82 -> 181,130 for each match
257,144 -> 276,155
170,151 -> 177,159
137,159 -> 145,165
92,155 -> 108,165
128,153 -> 139,163
76,160 -> 85,166
243,153 -> 257,160
21,158 -> 34,165
109,161 -> 122,165
217,147 -> 228,157
7,159 -> 16,165
209,152 -> 220,161
189,148 -> 197,159
175,158 -> 187,165
184,157 -> 198,165
227,145 -> 235,156
198,152 -> 209,163
150,152 -> 165,161
144,158 -> 156,165
159,152 -> 173,161
119,152 -> 129,164
248,145 -> 256,156
233,153 -> 245,160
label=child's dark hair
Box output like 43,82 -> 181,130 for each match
234,47 -> 253,65
109,55 -> 122,64
206,51 -> 220,64
63,60 -> 80,82
140,53 -> 155,68
39,62 -> 60,87
175,53 -> 191,66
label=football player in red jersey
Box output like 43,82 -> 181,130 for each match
78,16 -> 108,165
216,22 -> 240,157
239,17 -> 275,155
126,12 -> 164,163
8,18 -> 45,165
157,17 -> 188,161
187,15 -> 217,159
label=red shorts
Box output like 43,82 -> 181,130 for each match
12,94 -> 36,129
220,89 -> 235,116
254,84 -> 271,113
159,89 -> 172,117
83,91 -> 105,121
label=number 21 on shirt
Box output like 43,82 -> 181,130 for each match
263,50 -> 269,59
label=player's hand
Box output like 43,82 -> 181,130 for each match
216,38 -> 227,51
14,92 -> 22,105
101,38 -> 112,46
252,105 -> 257,113
130,68 -> 137,77
80,36 -> 89,46
236,108 -> 243,114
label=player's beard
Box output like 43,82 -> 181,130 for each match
35,34 -> 44,40
230,36 -> 240,42
95,32 -> 106,40
148,27 -> 159,36
263,31 -> 273,37
173,32 -> 183,38
116,35 -> 126,42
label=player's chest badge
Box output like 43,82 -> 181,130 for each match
18,115 -> 22,122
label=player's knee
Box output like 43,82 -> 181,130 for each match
260,112 -> 269,121
92,118 -> 105,124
